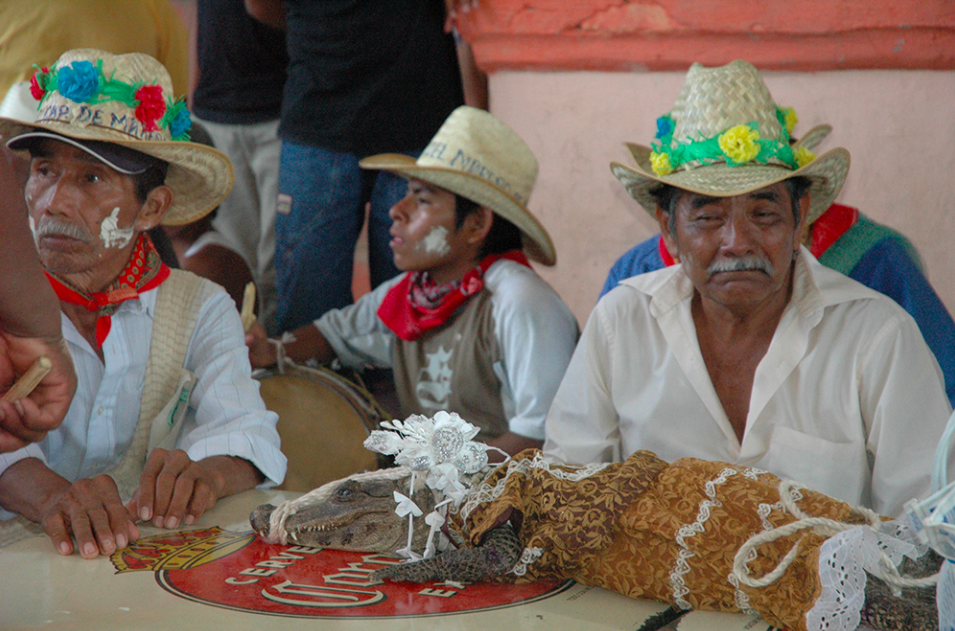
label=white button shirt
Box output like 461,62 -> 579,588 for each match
544,248 -> 952,517
0,283 -> 286,518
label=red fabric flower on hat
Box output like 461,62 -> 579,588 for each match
29,67 -> 49,100
134,85 -> 166,132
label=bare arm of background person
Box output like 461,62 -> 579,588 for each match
0,148 -> 76,452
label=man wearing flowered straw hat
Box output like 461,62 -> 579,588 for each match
247,106 -> 578,458
544,60 -> 952,518
600,123 -> 955,407
0,49 -> 286,558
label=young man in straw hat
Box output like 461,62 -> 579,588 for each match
0,49 -> 286,558
544,60 -> 951,518
601,124 -> 955,406
247,106 -> 578,458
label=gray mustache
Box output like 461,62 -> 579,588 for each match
707,256 -> 775,278
35,218 -> 93,243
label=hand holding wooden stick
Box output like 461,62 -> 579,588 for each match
2,356 -> 52,403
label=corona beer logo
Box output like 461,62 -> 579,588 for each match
111,529 -> 571,618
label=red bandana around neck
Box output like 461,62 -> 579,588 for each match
377,250 -> 531,341
44,233 -> 171,347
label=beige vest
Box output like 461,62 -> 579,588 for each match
391,291 -> 508,440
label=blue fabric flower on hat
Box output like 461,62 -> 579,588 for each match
167,103 -> 192,141
655,115 -> 674,141
56,61 -> 101,103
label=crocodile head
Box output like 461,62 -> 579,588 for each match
250,472 -> 436,553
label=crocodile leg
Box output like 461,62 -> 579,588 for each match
373,522 -> 522,584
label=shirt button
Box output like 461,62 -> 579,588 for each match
97,406 -> 105,415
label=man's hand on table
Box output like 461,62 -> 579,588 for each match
1,452 -> 263,559
125,448 -> 227,529
39,473 -> 140,559
126,450 -> 264,530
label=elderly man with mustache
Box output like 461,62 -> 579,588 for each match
543,61 -> 952,518
0,49 -> 285,558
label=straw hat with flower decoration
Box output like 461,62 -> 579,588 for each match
611,60 -> 850,225
359,106 -> 556,266
0,48 -> 233,226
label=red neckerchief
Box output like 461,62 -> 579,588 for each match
655,203 -> 857,265
377,250 -> 531,342
658,235 -> 677,266
809,203 -> 858,259
44,233 -> 171,347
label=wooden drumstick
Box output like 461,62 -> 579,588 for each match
2,356 -> 52,403
240,282 -> 257,332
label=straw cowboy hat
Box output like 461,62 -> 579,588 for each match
612,60 -> 850,224
359,106 -> 556,266
0,48 -> 233,226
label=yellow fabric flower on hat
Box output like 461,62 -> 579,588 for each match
650,151 -> 673,176
781,107 -> 798,135
718,125 -> 760,164
794,146 -> 815,168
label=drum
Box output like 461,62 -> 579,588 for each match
255,363 -> 388,492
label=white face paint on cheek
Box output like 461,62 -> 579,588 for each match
415,225 -> 451,256
100,207 -> 134,249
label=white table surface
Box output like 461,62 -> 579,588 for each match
0,489 -> 780,631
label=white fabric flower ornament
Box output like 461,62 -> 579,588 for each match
363,412 -> 499,560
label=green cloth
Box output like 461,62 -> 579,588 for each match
817,214 -> 924,276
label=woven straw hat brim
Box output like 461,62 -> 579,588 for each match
611,147 -> 850,225
360,153 -> 556,266
0,117 -> 234,226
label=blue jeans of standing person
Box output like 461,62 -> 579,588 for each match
274,141 -> 408,333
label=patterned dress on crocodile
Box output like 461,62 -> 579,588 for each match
447,450 -> 933,631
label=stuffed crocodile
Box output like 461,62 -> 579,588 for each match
251,448 -> 940,631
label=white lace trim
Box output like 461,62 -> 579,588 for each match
458,452 -> 610,522
807,521 -> 927,631
732,477 -> 938,631
727,567 -> 757,615
669,467 -> 739,609
743,467 -> 769,480
510,546 -> 544,576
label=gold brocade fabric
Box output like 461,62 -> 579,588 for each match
454,450 -> 864,631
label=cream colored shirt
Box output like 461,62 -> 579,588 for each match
543,247 -> 952,517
